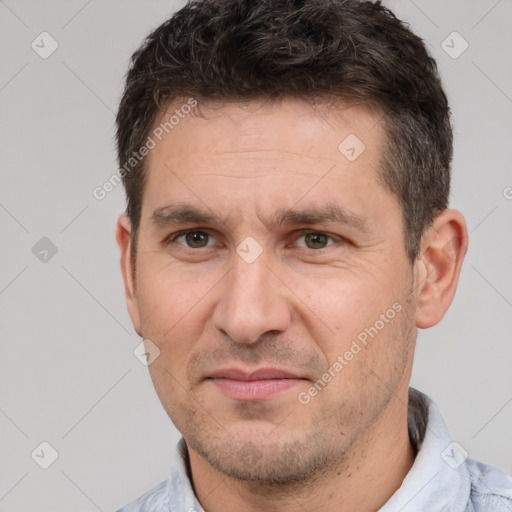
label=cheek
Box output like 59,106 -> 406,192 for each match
295,269 -> 412,385
135,263 -> 221,376
136,260 -> 215,331
297,276 -> 386,345
146,356 -> 195,432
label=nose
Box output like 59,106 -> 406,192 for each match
212,249 -> 292,345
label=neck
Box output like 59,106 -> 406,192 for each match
187,392 -> 416,512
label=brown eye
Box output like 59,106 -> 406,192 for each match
304,232 -> 330,249
183,231 -> 210,248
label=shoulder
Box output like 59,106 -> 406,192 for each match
116,480 -> 169,512
466,458 -> 512,511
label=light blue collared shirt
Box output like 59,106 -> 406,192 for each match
117,388 -> 512,511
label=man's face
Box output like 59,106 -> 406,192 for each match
122,98 -> 419,482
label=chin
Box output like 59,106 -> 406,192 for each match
186,427 -> 344,484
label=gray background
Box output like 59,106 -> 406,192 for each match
0,0 -> 511,510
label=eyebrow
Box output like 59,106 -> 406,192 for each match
150,203 -> 370,233
271,204 -> 370,233
151,204 -> 225,227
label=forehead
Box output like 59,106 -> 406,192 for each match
141,97 -> 393,223
146,97 -> 384,172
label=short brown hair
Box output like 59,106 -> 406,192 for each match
116,0 -> 452,262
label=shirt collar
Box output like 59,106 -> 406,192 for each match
379,388 -> 471,511
166,437 -> 205,512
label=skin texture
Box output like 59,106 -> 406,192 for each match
117,98 -> 467,512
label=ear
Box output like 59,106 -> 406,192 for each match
414,209 -> 468,329
116,215 -> 142,336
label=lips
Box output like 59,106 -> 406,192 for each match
208,368 -> 302,381
206,367 -> 306,400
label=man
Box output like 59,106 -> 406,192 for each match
115,0 -> 512,510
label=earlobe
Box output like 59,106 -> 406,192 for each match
414,209 -> 468,329
115,215 -> 142,336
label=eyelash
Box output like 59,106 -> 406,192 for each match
164,228 -> 211,242
164,229 -> 341,251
